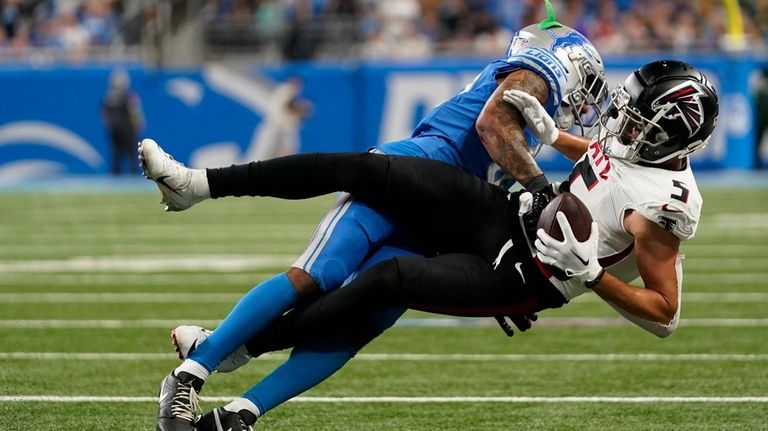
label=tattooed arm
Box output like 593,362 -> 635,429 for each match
475,69 -> 550,191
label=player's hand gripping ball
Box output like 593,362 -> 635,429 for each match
535,192 -> 593,279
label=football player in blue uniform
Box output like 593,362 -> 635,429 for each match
144,5 -> 608,430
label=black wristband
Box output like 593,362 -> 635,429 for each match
522,174 -> 549,193
584,268 -> 606,289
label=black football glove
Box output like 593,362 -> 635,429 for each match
495,313 -> 539,337
521,190 -> 553,244
520,176 -> 568,246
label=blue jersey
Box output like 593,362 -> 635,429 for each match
311,48 -> 572,290
401,55 -> 567,180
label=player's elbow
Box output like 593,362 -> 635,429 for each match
663,305 -> 678,326
659,294 -> 679,324
652,305 -> 679,338
653,318 -> 678,338
475,111 -> 499,150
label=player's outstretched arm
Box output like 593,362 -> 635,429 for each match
476,70 -> 550,192
535,210 -> 681,337
551,132 -> 592,161
502,89 -> 590,161
591,212 -> 681,335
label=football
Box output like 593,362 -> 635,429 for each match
536,192 -> 593,279
536,192 -> 593,242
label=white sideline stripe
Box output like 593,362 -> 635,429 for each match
0,255 -> 296,273
2,318 -> 767,329
0,395 -> 765,403
2,352 -> 767,362
3,292 -> 768,304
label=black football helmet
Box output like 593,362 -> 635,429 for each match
599,60 -> 719,164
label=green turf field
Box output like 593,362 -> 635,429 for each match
1,188 -> 767,430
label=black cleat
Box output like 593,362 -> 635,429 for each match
196,407 -> 257,431
156,371 -> 204,431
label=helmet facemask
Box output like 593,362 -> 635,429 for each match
599,86 -> 710,164
555,54 -> 610,136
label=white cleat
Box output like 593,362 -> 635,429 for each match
171,325 -> 252,373
138,138 -> 209,212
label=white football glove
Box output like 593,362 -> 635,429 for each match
535,212 -> 603,284
503,89 -> 559,146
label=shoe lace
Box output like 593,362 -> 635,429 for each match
170,381 -> 200,422
165,152 -> 189,171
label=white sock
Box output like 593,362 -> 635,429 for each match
224,397 -> 261,418
191,169 -> 211,200
174,359 -> 210,381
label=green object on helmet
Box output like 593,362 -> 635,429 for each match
538,0 -> 564,30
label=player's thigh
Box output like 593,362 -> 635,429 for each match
293,194 -> 397,293
349,244 -> 417,332
395,253 -> 537,317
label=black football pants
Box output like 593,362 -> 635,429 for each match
206,153 -> 566,352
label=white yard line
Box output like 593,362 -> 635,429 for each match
0,273 -> 261,285
394,318 -> 768,328
0,293 -> 243,303
1,352 -> 767,361
0,255 -> 297,273
1,318 -> 767,329
0,223 -> 315,234
574,292 -> 768,303
2,292 -> 767,303
0,256 -> 765,274
0,395 -> 765,403
708,213 -> 768,228
682,244 -> 768,254
683,259 -> 768,270
681,273 -> 768,285
0,319 -> 222,328
1,272 -> 766,286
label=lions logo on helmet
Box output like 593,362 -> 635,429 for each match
549,31 -> 599,61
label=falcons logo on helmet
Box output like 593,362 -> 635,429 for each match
651,82 -> 707,136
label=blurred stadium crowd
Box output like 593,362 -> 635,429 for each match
1,0 -> 768,61
0,0 -> 136,60
206,0 -> 768,59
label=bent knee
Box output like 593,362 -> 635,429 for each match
364,258 -> 402,288
286,267 -> 320,299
